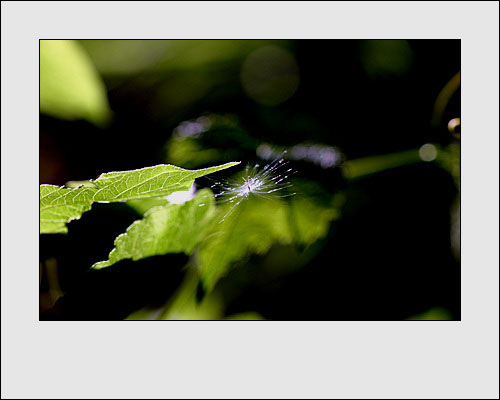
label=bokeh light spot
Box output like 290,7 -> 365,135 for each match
419,143 -> 438,162
241,46 -> 299,106
448,117 -> 461,138
359,40 -> 414,77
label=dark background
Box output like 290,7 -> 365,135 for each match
40,39 -> 460,320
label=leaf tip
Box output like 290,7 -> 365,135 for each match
90,261 -> 109,270
218,161 -> 241,170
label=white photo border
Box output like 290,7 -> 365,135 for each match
2,1 -> 498,398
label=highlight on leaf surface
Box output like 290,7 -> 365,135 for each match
39,162 -> 239,234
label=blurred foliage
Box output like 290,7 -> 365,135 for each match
342,148 -> 422,180
432,73 -> 461,127
126,270 -> 225,320
198,190 -> 338,291
40,39 -> 460,321
40,40 -> 112,126
126,269 -> 265,321
406,307 -> 452,321
438,141 -> 460,190
224,312 -> 264,320
166,114 -> 255,169
80,39 -> 290,76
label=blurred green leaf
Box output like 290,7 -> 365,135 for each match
166,137 -> 223,169
437,142 -> 460,190
290,196 -> 339,244
126,196 -> 171,216
198,197 -> 292,291
342,149 -> 422,180
165,113 -> 258,169
406,307 -> 452,320
40,162 -> 239,234
40,40 -> 112,126
225,312 -> 264,320
160,290 -> 223,321
92,189 -> 216,270
80,39 -> 291,76
198,194 -> 337,291
153,270 -> 225,320
124,307 -> 165,321
126,287 -> 265,320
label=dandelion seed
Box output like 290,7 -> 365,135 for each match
208,151 -> 296,222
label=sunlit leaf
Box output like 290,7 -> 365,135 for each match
39,185 -> 96,234
40,40 -> 112,126
92,189 -> 216,269
90,163 -> 239,202
40,162 -> 239,234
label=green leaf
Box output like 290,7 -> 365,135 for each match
125,196 -> 171,216
40,40 -> 112,126
90,163 -> 238,202
39,185 -> 96,234
198,194 -> 337,291
40,162 -> 239,234
92,189 -> 216,269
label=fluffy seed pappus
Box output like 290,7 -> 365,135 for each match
208,150 -> 296,222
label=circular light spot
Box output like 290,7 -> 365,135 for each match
448,118 -> 460,138
359,40 -> 413,77
256,143 -> 274,160
241,46 -> 299,106
419,143 -> 438,162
